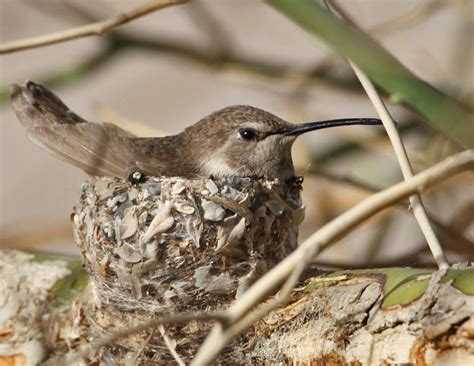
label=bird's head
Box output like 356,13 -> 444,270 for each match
184,105 -> 381,181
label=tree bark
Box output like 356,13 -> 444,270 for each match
1,250 -> 473,365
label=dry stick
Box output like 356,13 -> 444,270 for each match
67,311 -> 227,364
192,150 -> 473,365
310,169 -> 474,261
132,330 -> 154,366
296,0 -> 447,94
371,1 -> 446,35
58,153 -> 472,365
326,0 -> 448,268
0,0 -> 188,54
350,61 -> 448,269
158,325 -> 185,366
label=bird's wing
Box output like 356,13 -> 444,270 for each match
129,136 -> 199,178
10,81 -> 137,178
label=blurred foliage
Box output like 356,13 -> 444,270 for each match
0,32 -> 361,106
441,268 -> 474,295
267,0 -> 474,148
310,121 -> 418,166
1,1 -> 472,267
34,254 -> 89,308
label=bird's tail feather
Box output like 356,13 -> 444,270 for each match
10,81 -> 136,177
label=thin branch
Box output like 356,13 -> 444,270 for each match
192,150 -> 473,364
371,1 -> 447,35
294,0 -> 447,97
132,330 -> 154,366
158,325 -> 185,366
311,168 -> 474,259
429,217 -> 474,259
326,0 -> 448,268
349,62 -> 448,268
364,215 -> 393,264
449,201 -> 474,233
197,251 -> 311,357
67,311 -> 226,364
0,0 -> 188,54
0,30 -> 360,106
310,169 -> 384,192
0,43 -> 120,105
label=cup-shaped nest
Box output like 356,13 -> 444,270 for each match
72,176 -> 304,312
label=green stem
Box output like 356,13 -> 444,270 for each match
266,0 -> 474,147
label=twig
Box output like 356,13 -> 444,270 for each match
158,325 -> 185,366
311,168 -> 474,259
349,63 -> 448,268
449,201 -> 474,233
310,169 -> 384,192
132,330 -> 154,366
0,43 -> 120,104
67,311 -> 226,364
0,0 -> 188,54
0,31 -> 360,106
294,0 -> 447,96
428,217 -> 474,259
192,150 -> 473,364
371,1 -> 446,35
326,0 -> 448,268
197,249 -> 312,358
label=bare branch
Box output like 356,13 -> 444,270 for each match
131,330 -> 154,366
310,168 -> 474,260
326,0 -> 448,268
192,149 -> 473,364
68,311 -> 226,364
350,62 -> 448,268
372,1 -> 446,35
195,251 -> 311,358
0,0 -> 188,54
158,325 -> 185,366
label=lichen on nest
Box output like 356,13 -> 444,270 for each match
72,175 -> 304,313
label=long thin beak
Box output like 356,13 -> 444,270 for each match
284,118 -> 382,136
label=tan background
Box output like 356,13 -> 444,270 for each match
0,0 -> 472,261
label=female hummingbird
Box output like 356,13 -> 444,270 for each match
10,81 -> 381,181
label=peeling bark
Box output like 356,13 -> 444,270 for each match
1,251 -> 473,365
250,268 -> 474,364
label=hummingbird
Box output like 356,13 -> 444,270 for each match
10,81 -> 382,182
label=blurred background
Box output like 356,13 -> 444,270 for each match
0,0 -> 473,267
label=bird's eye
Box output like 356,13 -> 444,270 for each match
239,128 -> 258,141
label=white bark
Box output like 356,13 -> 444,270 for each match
0,251 -> 71,366
1,250 -> 473,365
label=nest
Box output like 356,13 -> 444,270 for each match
62,175 -> 303,362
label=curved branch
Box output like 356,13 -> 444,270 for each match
192,150 -> 474,364
0,0 -> 188,54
